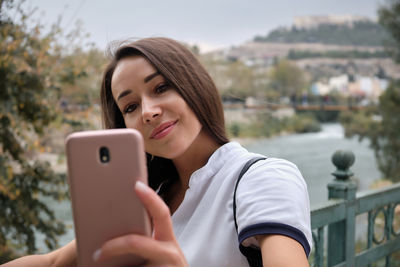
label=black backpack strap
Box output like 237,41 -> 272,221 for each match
233,157 -> 267,267
233,157 -> 266,233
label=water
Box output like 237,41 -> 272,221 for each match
40,123 -> 381,249
244,123 -> 381,205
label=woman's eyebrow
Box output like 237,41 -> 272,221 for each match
144,71 -> 160,83
117,89 -> 132,101
117,71 -> 161,102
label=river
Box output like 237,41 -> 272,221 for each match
244,123 -> 381,205
38,123 -> 381,250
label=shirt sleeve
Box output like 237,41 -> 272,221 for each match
235,157 -> 312,256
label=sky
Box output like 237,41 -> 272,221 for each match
25,0 -> 384,53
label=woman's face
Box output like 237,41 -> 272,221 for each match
111,56 -> 203,159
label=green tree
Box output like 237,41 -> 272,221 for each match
341,0 -> 400,182
375,83 -> 400,181
379,0 -> 400,62
0,0 -> 89,262
268,59 -> 309,97
340,82 -> 400,182
200,55 -> 266,101
255,20 -> 390,47
223,60 -> 258,100
59,48 -> 107,110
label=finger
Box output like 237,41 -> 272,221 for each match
135,181 -> 175,241
96,234 -> 178,264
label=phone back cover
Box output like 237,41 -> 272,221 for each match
66,129 -> 151,267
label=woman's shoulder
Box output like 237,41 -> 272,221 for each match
207,142 -> 307,190
234,153 -> 312,254
253,157 -> 303,178
241,154 -> 307,193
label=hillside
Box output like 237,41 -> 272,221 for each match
254,20 -> 390,47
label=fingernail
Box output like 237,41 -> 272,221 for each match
92,248 -> 102,262
135,181 -> 150,193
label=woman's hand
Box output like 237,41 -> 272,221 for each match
93,181 -> 188,266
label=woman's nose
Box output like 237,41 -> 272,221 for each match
142,98 -> 161,123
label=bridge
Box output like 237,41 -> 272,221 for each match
224,102 -> 369,122
224,100 -> 370,112
310,150 -> 400,266
243,102 -> 369,111
294,104 -> 366,112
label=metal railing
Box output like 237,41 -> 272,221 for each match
310,150 -> 400,267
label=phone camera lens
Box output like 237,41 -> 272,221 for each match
99,147 -> 110,163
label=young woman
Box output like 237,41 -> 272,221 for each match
3,37 -> 311,267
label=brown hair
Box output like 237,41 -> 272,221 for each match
100,37 -> 229,189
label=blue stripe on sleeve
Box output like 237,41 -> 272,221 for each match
238,222 -> 311,257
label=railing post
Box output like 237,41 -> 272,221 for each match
327,150 -> 357,267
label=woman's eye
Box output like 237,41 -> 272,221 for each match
155,83 -> 169,94
123,103 -> 138,114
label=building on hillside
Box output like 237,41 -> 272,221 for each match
359,77 -> 388,100
311,82 -> 330,96
311,75 -> 388,101
293,15 -> 372,29
329,74 -> 349,95
348,81 -> 364,97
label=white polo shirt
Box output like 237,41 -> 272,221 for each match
171,142 -> 312,267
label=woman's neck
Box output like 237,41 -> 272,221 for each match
172,130 -> 221,189
164,131 -> 220,214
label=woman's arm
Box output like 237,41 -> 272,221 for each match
47,240 -> 77,267
2,240 -> 77,267
258,234 -> 309,267
1,254 -> 52,267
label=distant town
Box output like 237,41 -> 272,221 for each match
201,15 -> 398,108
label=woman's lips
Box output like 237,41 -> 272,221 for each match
150,120 -> 178,139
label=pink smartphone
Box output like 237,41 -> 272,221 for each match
65,128 -> 151,267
